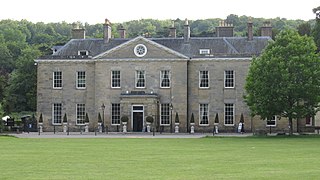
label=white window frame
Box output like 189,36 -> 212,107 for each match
199,70 -> 209,88
52,103 -> 62,125
111,103 -> 121,125
224,103 -> 234,126
111,70 -> 121,88
224,70 -> 235,88
199,104 -> 209,126
53,71 -> 62,89
76,71 -> 86,89
160,70 -> 171,88
305,115 -> 313,126
76,104 -> 86,125
199,49 -> 210,55
78,50 -> 88,56
266,116 -> 277,127
135,70 -> 145,88
160,104 -> 170,126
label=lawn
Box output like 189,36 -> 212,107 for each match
0,135 -> 320,180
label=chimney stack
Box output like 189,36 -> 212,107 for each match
104,19 -> 112,43
260,21 -> 272,38
216,20 -> 234,37
71,23 -> 86,39
117,24 -> 126,38
184,18 -> 190,43
169,21 -> 176,38
247,19 -> 253,41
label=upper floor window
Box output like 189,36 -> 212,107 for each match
52,103 -> 62,124
111,71 -> 121,88
160,70 -> 171,88
224,70 -> 234,88
76,104 -> 86,125
199,104 -> 209,125
199,71 -> 209,88
160,104 -> 170,125
199,49 -> 210,55
266,116 -> 277,126
111,103 -> 121,125
53,71 -> 62,89
136,70 -> 145,88
77,71 -> 86,89
224,103 -> 234,125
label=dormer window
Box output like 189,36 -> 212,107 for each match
78,50 -> 88,56
199,49 -> 210,55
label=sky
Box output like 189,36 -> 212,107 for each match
1,0 -> 319,24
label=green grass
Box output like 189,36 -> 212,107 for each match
1,136 -> 320,179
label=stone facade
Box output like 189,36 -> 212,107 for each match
35,19 -> 318,133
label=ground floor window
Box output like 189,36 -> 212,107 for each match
199,104 -> 209,125
52,103 -> 62,124
112,103 -> 121,125
306,115 -> 312,126
224,103 -> 234,125
76,104 -> 86,125
266,116 -> 277,126
160,104 -> 170,125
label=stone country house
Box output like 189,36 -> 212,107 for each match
35,18 -> 320,133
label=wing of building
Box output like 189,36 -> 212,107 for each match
35,19 -> 317,133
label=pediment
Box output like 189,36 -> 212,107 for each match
94,36 -> 188,60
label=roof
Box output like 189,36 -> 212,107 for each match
40,36 -> 271,59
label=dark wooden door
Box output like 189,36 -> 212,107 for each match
133,112 -> 143,132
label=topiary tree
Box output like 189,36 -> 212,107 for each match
175,112 -> 179,123
121,115 -> 129,123
98,112 -> 102,123
240,113 -> 244,123
63,113 -> 67,124
190,113 -> 195,124
214,113 -> 219,124
85,113 -> 89,123
146,116 -> 154,123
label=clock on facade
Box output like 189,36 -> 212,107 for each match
134,44 -> 147,57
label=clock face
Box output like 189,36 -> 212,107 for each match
134,44 -> 147,57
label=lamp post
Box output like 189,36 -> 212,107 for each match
101,103 -> 105,133
170,103 -> 173,133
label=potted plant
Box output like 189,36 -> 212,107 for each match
146,116 -> 154,133
63,113 -> 68,133
174,112 -> 180,133
85,113 -> 89,133
190,113 -> 195,134
214,113 -> 219,134
239,113 -> 245,133
121,115 -> 129,133
38,113 -> 43,133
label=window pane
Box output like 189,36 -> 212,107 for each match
77,71 -> 86,88
199,71 -> 209,88
53,103 -> 62,124
267,116 -> 276,126
224,103 -> 234,125
136,70 -> 145,88
53,71 -> 62,88
225,70 -> 234,88
77,104 -> 85,125
112,104 -> 121,125
199,104 -> 209,125
112,71 -> 121,88
160,70 -> 170,88
160,104 -> 170,125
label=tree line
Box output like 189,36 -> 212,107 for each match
0,13 -> 319,115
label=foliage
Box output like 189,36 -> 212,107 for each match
245,29 -> 320,135
98,113 -> 102,123
63,113 -> 67,123
240,113 -> 244,123
85,113 -> 89,123
38,113 -> 43,123
297,22 -> 311,36
146,116 -> 154,123
190,113 -> 195,124
175,112 -> 179,123
214,113 -> 219,124
120,115 -> 129,122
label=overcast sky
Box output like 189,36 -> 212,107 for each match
1,0 -> 319,24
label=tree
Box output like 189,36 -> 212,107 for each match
245,29 -> 320,135
297,22 -> 311,36
312,6 -> 320,51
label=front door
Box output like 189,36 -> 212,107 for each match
132,105 -> 144,132
133,112 -> 143,132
